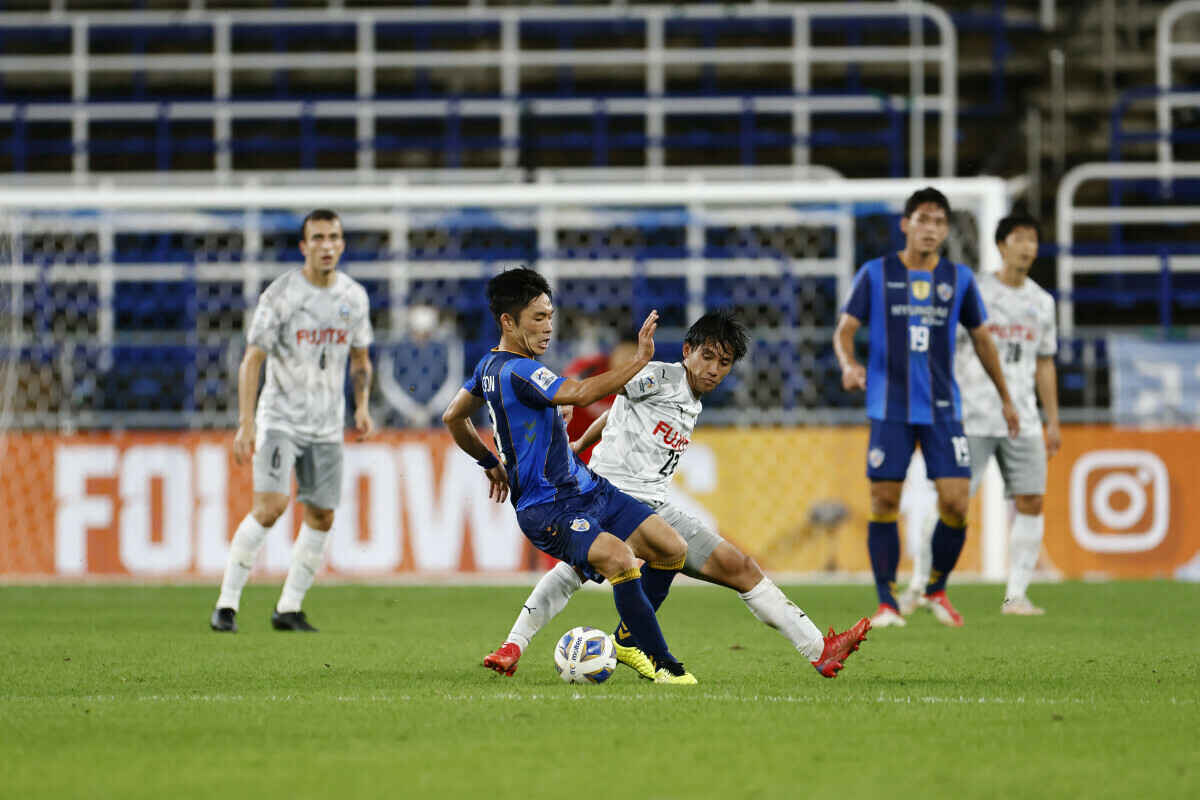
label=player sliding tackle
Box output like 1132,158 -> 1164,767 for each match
483,310 -> 871,680
443,267 -> 697,685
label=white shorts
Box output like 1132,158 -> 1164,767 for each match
253,429 -> 343,510
649,500 -> 725,577
967,435 -> 1047,498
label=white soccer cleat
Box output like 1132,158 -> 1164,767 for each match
1001,595 -> 1045,616
871,604 -> 907,627
897,586 -> 923,617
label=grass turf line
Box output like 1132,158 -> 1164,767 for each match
0,582 -> 1196,799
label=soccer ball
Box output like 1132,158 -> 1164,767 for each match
553,626 -> 617,685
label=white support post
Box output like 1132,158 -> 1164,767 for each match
792,11 -> 811,168
356,16 -> 376,178
646,12 -> 665,173
213,16 -> 233,180
71,18 -> 89,181
500,13 -> 520,171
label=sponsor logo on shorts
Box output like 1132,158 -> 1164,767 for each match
570,518 -> 590,532
937,282 -> 954,302
868,447 -> 885,468
531,367 -> 558,391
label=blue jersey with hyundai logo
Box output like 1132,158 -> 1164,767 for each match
464,349 -> 598,511
841,253 -> 987,424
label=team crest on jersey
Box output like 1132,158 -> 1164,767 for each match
868,447 -> 885,468
531,367 -> 558,390
570,518 -> 590,532
1025,306 -> 1038,320
937,282 -> 954,302
911,281 -> 931,300
339,303 -> 351,321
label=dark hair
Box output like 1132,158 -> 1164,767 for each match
903,187 -> 951,219
485,266 -> 553,329
301,209 -> 341,239
684,308 -> 750,362
994,213 -> 1041,244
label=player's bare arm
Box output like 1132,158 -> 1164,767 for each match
833,313 -> 867,392
350,347 -> 375,441
968,325 -> 1020,438
233,344 -> 269,465
570,409 -> 610,454
443,389 -> 509,503
551,310 -> 658,407
1035,355 -> 1061,458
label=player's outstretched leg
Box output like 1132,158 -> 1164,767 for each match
811,618 -> 872,678
483,562 -> 584,676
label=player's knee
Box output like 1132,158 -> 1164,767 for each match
870,494 -> 901,517
1015,495 -> 1043,515
938,497 -> 969,524
305,507 -> 334,531
253,497 -> 288,527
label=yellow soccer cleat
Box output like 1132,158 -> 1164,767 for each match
653,662 -> 698,685
609,635 -> 657,680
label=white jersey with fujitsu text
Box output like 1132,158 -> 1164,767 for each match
247,269 -> 373,443
957,272 -> 1056,438
588,361 -> 701,506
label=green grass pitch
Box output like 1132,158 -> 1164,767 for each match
1,581 -> 1196,799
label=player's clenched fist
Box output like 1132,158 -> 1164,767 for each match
842,363 -> 867,392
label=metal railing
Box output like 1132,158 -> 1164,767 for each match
0,2 -> 958,179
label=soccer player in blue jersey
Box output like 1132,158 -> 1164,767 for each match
442,267 -> 697,684
833,187 -> 1019,628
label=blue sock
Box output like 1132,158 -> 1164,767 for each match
868,520 -> 900,608
639,559 -> 682,611
609,569 -> 669,662
926,517 -> 967,594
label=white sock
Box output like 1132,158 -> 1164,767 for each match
506,561 -> 583,653
276,523 -> 331,614
1006,513 -> 1044,601
216,513 -> 271,612
908,506 -> 938,593
738,577 -> 824,661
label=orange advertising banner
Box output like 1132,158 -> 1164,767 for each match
1,425 -> 1196,580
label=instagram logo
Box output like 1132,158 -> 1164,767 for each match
1069,450 -> 1170,553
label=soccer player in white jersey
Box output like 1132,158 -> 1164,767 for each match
210,209 -> 375,633
902,213 -> 1060,617
483,310 -> 871,679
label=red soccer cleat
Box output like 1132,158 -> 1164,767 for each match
811,617 -> 872,678
920,590 -> 964,627
483,642 -> 522,676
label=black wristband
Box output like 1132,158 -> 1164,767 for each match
476,452 -> 500,470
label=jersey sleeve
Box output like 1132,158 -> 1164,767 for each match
1037,292 -> 1058,357
509,359 -> 567,407
246,286 -> 283,352
624,363 -> 668,401
959,269 -> 988,329
351,287 -> 374,349
462,369 -> 481,397
841,264 -> 872,322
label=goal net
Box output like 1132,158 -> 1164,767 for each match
0,177 -> 1008,580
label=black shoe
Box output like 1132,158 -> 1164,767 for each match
210,607 -> 237,633
271,609 -> 318,632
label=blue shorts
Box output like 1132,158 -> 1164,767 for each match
515,477 -> 654,583
867,418 -> 972,482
